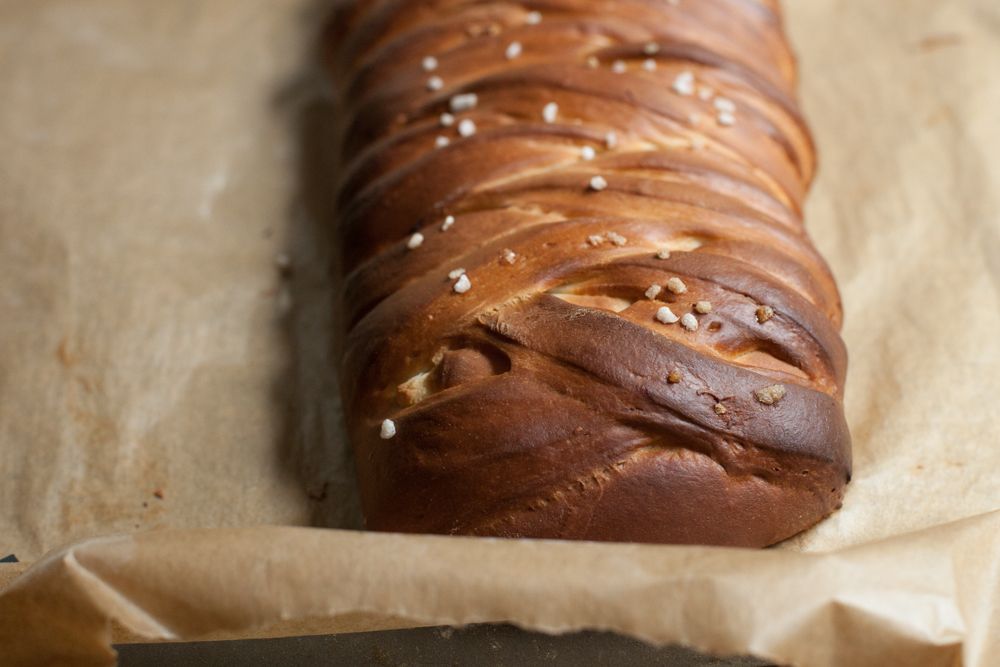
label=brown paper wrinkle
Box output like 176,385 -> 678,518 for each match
1,0 -> 1000,665
68,543 -> 176,641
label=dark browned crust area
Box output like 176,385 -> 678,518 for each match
328,0 -> 851,547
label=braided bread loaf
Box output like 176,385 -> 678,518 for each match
327,0 -> 851,547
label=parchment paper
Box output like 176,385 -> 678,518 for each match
1,0 -> 998,665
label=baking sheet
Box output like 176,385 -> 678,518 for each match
1,0 -> 998,665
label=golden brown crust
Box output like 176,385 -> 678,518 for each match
327,0 -> 851,546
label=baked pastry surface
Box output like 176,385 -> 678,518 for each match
327,0 -> 851,546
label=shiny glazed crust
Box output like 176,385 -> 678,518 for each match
326,0 -> 851,547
